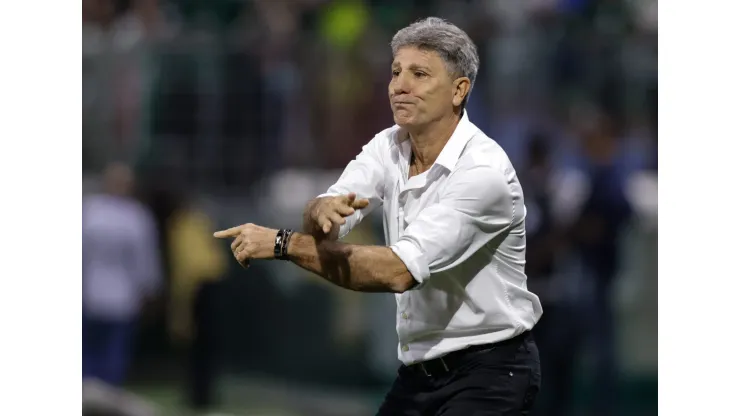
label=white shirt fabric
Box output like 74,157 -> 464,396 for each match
319,111 -> 543,365
82,194 -> 162,321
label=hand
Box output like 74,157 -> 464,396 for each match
307,193 -> 370,235
213,223 -> 279,268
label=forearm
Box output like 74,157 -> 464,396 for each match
301,199 -> 317,234
286,232 -> 415,293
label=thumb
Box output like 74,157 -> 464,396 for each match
351,198 -> 370,209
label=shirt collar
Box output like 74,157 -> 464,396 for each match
393,110 -> 476,171
434,110 -> 476,171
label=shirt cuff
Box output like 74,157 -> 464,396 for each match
316,192 -> 341,198
390,239 -> 430,289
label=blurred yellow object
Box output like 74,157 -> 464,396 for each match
167,209 -> 227,344
319,0 -> 369,50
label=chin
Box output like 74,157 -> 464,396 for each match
393,112 -> 417,127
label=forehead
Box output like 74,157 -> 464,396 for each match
392,46 -> 445,69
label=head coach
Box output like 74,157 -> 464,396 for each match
216,17 -> 543,415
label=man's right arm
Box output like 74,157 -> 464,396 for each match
303,134 -> 388,240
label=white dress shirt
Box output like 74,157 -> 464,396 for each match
319,111 -> 543,365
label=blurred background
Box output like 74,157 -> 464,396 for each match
81,0 -> 658,415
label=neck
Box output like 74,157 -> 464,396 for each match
407,111 -> 462,170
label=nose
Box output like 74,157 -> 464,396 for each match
391,72 -> 411,96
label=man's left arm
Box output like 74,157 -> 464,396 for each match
389,163 -> 517,289
287,233 -> 415,293
288,160 -> 515,289
214,223 -> 413,292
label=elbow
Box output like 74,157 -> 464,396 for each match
388,273 -> 417,293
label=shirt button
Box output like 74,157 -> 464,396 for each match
401,312 -> 409,320
402,345 -> 409,352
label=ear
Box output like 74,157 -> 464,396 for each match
452,77 -> 471,107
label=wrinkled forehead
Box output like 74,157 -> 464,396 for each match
391,46 -> 446,69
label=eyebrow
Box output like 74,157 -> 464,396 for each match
391,63 -> 432,72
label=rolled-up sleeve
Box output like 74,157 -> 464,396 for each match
390,164 -> 518,288
317,134 -> 387,238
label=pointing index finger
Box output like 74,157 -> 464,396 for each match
213,225 -> 243,239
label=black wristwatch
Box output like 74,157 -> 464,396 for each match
274,229 -> 294,260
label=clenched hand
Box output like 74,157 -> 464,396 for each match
304,193 -> 370,237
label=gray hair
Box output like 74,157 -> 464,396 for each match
391,17 -> 480,107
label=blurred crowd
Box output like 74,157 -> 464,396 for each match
82,0 -> 657,415
83,0 -> 657,180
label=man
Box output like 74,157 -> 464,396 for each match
83,162 -> 162,386
215,17 -> 542,415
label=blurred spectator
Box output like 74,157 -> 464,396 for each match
571,107 -> 634,416
523,133 -> 585,416
166,197 -> 228,409
83,163 -> 163,387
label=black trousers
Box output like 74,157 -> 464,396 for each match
377,332 -> 541,416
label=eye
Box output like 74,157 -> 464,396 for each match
414,71 -> 427,78
391,70 -> 400,77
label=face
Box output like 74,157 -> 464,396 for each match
389,46 -> 470,128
